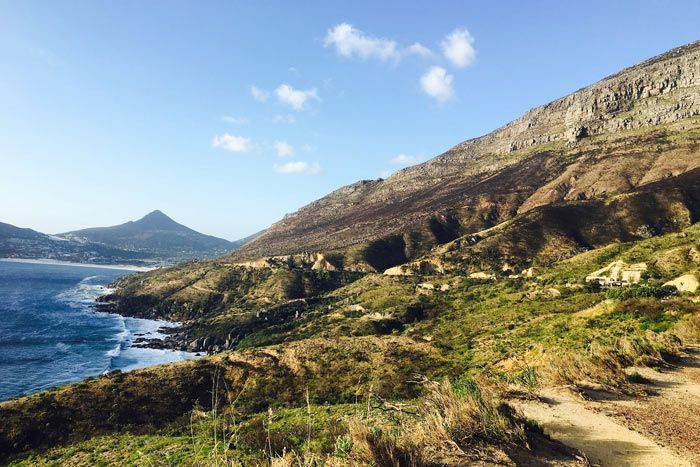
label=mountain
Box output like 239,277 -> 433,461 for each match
0,212 -> 258,265
5,41 -> 700,466
59,210 -> 237,261
230,40 -> 700,272
0,221 -> 150,264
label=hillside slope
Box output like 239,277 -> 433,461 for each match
231,40 -> 700,271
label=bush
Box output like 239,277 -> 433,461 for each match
614,298 -> 698,332
616,298 -> 665,320
606,284 -> 678,300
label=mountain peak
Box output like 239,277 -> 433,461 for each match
141,210 -> 169,220
135,210 -> 180,229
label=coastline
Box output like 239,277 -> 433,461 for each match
0,257 -> 158,272
0,261 -> 197,401
95,300 -> 195,353
95,286 -> 195,354
103,314 -> 198,372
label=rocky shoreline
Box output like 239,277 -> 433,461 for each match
130,327 -> 242,354
94,297 -> 242,354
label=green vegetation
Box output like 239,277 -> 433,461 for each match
5,206 -> 700,465
6,224 -> 700,463
5,222 -> 700,464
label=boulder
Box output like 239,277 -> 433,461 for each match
384,265 -> 413,276
664,274 -> 699,293
469,272 -> 496,280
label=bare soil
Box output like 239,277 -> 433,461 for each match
513,346 -> 700,466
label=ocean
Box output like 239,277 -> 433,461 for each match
0,259 -> 195,401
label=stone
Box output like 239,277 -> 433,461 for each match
664,274 -> 699,293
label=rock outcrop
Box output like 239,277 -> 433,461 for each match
664,273 -> 700,293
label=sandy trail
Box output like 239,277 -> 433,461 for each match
608,345 -> 700,465
513,345 -> 700,466
515,387 -> 692,467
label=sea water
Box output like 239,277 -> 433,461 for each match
0,260 -> 195,401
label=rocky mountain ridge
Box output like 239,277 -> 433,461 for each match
230,41 -> 700,271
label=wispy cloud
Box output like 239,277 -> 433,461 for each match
221,115 -> 248,125
390,154 -> 422,166
420,66 -> 454,102
250,85 -> 269,102
274,141 -> 295,157
324,23 -> 435,62
273,161 -> 322,175
324,23 -> 398,61
441,28 -> 475,68
405,42 -> 433,58
275,84 -> 319,110
212,133 -> 253,153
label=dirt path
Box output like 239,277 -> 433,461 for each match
513,346 -> 700,466
609,345 -> 700,465
515,388 -> 691,466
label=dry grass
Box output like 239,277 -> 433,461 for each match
673,313 -> 700,342
247,378 -> 529,466
342,379 -> 526,466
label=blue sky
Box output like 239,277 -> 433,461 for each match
1,1 -> 699,240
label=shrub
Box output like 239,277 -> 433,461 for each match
616,298 -> 665,320
613,298 -> 697,332
606,284 -> 677,300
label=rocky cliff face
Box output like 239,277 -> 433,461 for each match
231,41 -> 700,270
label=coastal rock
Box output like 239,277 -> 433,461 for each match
187,336 -> 225,353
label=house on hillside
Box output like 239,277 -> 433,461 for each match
586,260 -> 648,287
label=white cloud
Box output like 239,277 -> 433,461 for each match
324,24 -> 436,62
221,115 -> 248,124
275,84 -> 319,110
212,133 -> 253,153
390,154 -> 422,166
302,144 -> 315,152
441,28 -> 475,68
420,66 -> 454,102
273,161 -> 322,175
250,85 -> 269,102
324,23 -> 398,61
273,114 -> 296,124
405,42 -> 433,58
274,141 -> 295,157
